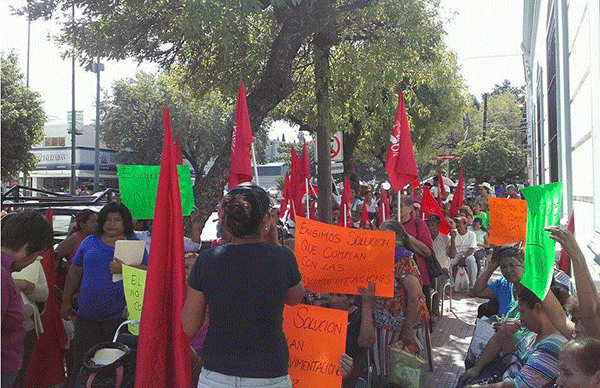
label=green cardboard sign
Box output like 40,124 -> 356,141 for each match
520,182 -> 563,300
117,164 -> 194,219
122,264 -> 147,335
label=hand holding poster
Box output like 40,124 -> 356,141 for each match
520,182 -> 562,300
294,217 -> 395,297
488,197 -> 528,245
122,264 -> 147,335
283,304 -> 347,388
117,164 -> 194,219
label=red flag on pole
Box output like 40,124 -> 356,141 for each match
558,211 -> 575,275
228,80 -> 254,190
449,165 -> 465,217
290,147 -> 304,218
385,90 -> 419,192
174,133 -> 184,165
135,108 -> 191,388
23,208 -> 68,388
279,173 -> 290,219
437,168 -> 446,207
359,199 -> 370,228
338,176 -> 353,227
421,186 -> 452,235
378,189 -> 390,227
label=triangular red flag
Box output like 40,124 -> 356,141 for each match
135,108 -> 191,388
437,168 -> 446,207
174,133 -> 184,165
385,90 -> 419,192
23,208 -> 68,388
449,165 -> 465,217
228,80 -> 254,190
421,186 -> 452,235
338,177 -> 353,227
279,173 -> 290,219
558,211 -> 575,275
378,189 -> 391,227
359,198 -> 370,227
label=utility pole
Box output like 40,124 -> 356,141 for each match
482,93 -> 489,139
92,58 -> 104,192
70,3 -> 77,195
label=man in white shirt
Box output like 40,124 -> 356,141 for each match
451,216 -> 479,288
426,214 -> 457,298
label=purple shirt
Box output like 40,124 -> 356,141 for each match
1,251 -> 25,372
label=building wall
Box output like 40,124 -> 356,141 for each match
522,0 -> 600,265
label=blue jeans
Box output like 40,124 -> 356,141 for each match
197,369 -> 293,388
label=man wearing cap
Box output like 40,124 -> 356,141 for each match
426,214 -> 457,298
475,182 -> 492,213
451,216 -> 479,289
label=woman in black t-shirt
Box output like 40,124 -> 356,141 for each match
182,183 -> 305,388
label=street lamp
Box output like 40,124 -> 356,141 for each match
91,58 -> 104,192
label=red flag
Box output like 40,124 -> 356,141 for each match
437,168 -> 446,207
449,165 -> 464,217
309,200 -> 317,220
290,147 -> 304,218
411,178 -> 421,190
279,173 -> 290,219
135,108 -> 191,388
421,186 -> 451,235
359,198 -> 370,227
558,211 -> 575,275
385,90 -> 419,192
23,208 -> 68,388
174,133 -> 184,164
228,80 -> 254,189
338,176 -> 353,227
378,189 -> 391,227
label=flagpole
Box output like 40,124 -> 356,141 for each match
344,204 -> 347,227
397,192 -> 401,221
305,178 -> 310,217
251,143 -> 260,186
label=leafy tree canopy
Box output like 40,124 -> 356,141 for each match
1,53 -> 46,181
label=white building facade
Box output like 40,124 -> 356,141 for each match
522,0 -> 600,265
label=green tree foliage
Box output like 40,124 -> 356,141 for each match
454,130 -> 527,185
1,54 -> 46,181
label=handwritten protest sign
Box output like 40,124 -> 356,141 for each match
117,164 -> 194,219
294,217 -> 395,297
283,304 -> 347,388
122,264 -> 147,335
520,182 -> 562,300
488,198 -> 528,245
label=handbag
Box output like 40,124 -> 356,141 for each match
414,218 -> 447,280
389,344 -> 428,388
74,342 -> 136,388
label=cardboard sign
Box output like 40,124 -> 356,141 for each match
122,264 -> 147,335
294,217 -> 395,297
488,198 -> 528,245
283,304 -> 347,388
520,182 -> 563,300
117,164 -> 194,220
112,240 -> 146,282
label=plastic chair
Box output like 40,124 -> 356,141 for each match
440,277 -> 453,317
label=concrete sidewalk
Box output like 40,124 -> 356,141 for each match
423,291 -> 486,388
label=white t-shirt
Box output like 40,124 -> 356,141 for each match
454,230 -> 478,256
432,233 -> 451,269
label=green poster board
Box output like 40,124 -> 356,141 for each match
122,264 -> 147,335
520,182 -> 563,300
117,164 -> 194,219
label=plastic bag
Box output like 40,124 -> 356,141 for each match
389,344 -> 428,388
454,267 -> 470,292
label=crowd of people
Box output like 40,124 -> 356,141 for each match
2,178 -> 600,388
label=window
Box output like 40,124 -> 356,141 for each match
44,137 -> 65,147
546,8 -> 559,183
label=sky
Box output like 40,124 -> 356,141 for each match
2,0 -> 525,138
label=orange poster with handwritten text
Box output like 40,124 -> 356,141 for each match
489,197 -> 527,245
294,217 -> 395,297
283,304 -> 347,388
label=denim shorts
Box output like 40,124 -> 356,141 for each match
197,369 -> 293,388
